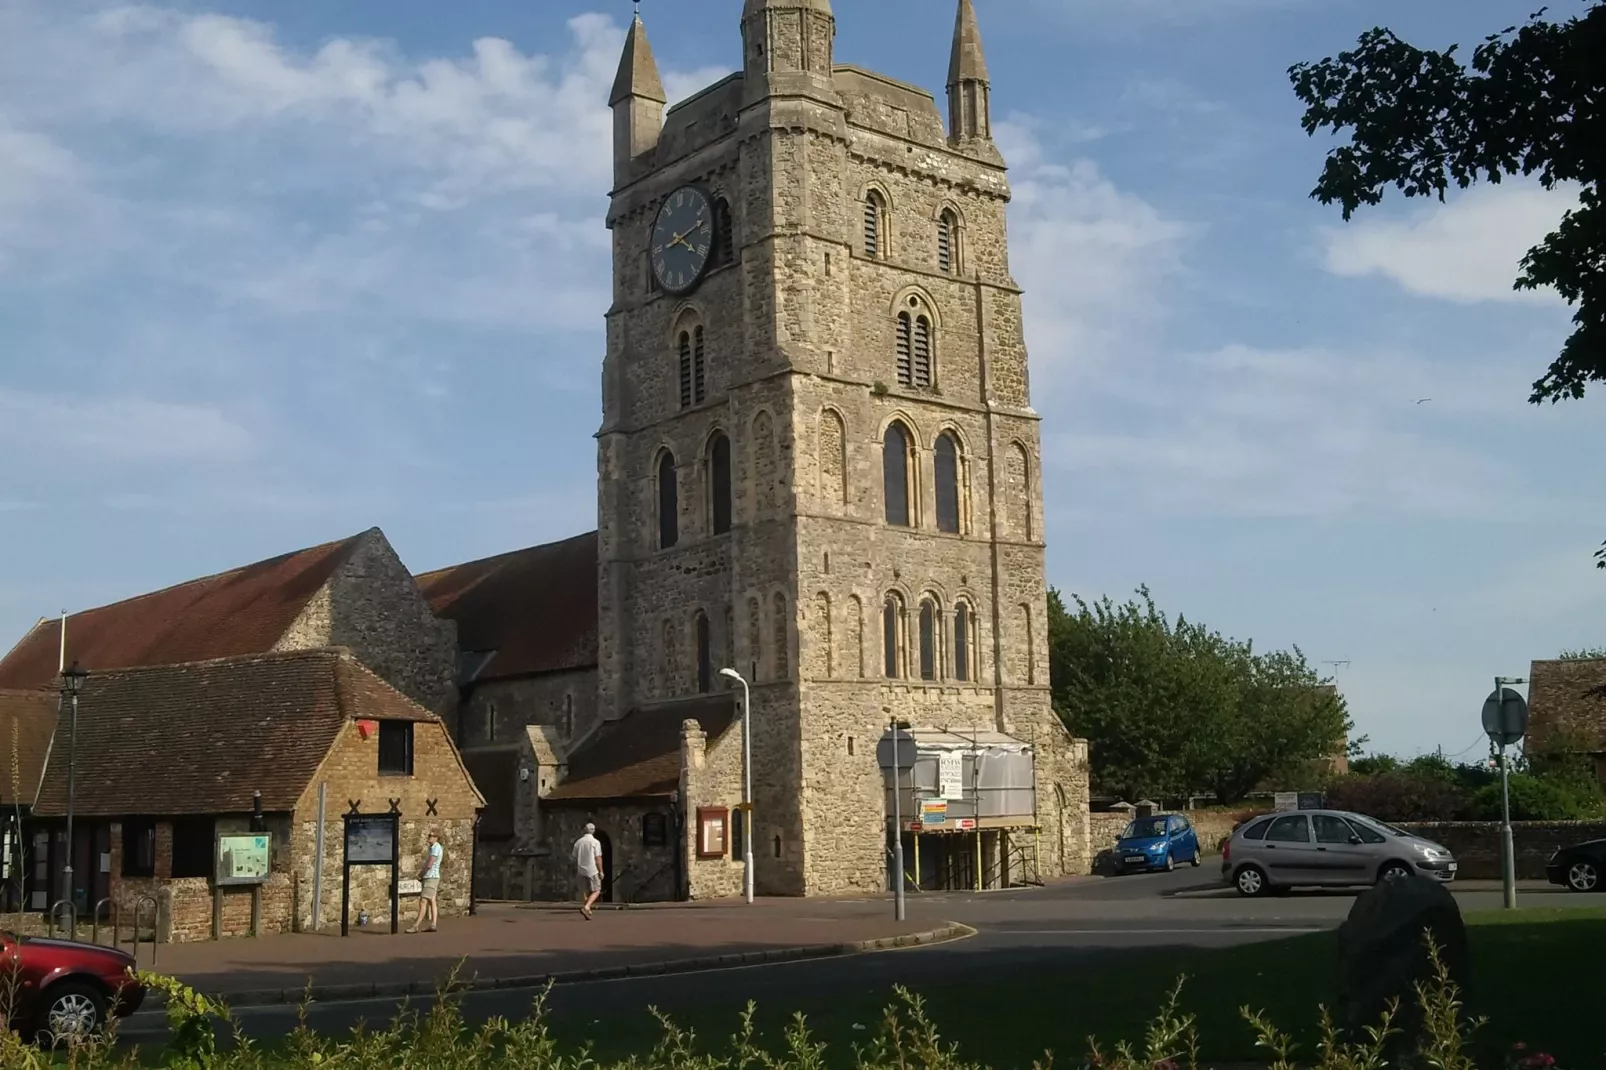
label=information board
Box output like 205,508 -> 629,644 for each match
216,833 -> 271,886
345,815 -> 396,864
938,752 -> 964,801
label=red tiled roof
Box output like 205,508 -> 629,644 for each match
0,689 -> 56,808
416,532 -> 597,682
545,695 -> 737,803
32,648 -> 446,818
0,532 -> 372,692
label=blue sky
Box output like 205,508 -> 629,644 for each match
1,0 -> 1599,759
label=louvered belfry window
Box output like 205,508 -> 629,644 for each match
896,313 -> 913,386
938,215 -> 953,273
678,332 -> 693,409
912,316 -> 932,387
864,192 -> 883,257
692,326 -> 706,404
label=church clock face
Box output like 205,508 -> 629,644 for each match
649,185 -> 714,296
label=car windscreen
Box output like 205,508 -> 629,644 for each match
1352,815 -> 1408,837
1122,818 -> 1168,839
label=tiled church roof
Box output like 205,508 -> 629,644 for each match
416,532 -> 598,682
32,649 -> 443,818
546,694 -> 738,802
0,688 -> 56,807
0,532 -> 369,691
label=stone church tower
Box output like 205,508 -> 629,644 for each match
597,0 -> 1089,896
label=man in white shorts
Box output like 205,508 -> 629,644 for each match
573,823 -> 604,919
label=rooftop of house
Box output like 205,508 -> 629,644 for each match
545,694 -> 738,803
0,530 -> 374,692
0,688 -> 57,808
415,532 -> 598,684
31,648 -> 454,818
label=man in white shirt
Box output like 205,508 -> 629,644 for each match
573,823 -> 604,919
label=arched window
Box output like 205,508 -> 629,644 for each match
712,197 -> 735,268
747,596 -> 762,680
695,611 -> 712,693
918,598 -> 937,681
708,432 -> 732,534
937,209 -> 960,274
864,190 -> 886,257
882,422 -> 912,527
882,594 -> 904,678
895,306 -> 933,388
934,431 -> 961,534
723,604 -> 735,676
678,332 -> 693,409
953,602 -> 970,682
677,325 -> 707,408
693,326 -> 706,404
773,592 -> 789,679
563,693 -> 575,737
657,451 -> 678,550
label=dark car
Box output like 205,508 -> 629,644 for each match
1545,837 -> 1605,893
0,931 -> 146,1044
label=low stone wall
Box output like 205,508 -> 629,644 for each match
1398,820 -> 1606,880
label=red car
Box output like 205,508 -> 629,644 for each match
0,931 -> 146,1043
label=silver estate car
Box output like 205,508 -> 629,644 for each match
1221,808 -> 1458,897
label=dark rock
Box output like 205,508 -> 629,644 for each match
1337,875 -> 1471,1051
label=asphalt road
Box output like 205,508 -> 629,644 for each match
116,865 -> 1605,1045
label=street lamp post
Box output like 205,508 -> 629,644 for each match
59,661 -> 89,910
719,667 -> 754,904
889,715 -> 906,922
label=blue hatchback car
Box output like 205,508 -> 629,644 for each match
1112,814 -> 1202,874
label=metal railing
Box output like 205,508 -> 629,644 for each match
90,898 -> 116,946
131,895 -> 159,969
45,900 -> 76,941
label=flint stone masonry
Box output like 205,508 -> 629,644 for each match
592,1 -> 1091,899
1526,656 -> 1606,760
276,530 -> 459,719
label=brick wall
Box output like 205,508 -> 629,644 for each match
291,719 -> 482,930
1399,821 -> 1606,880
681,718 -> 746,900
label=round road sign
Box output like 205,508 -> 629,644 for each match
1481,687 -> 1528,747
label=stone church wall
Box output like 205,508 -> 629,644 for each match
276,530 -> 459,719
680,718 -> 748,900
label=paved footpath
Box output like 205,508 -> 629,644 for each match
134,898 -> 955,1005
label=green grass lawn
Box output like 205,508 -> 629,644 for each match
536,907 -> 1606,1069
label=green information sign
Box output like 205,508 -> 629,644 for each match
216,833 -> 271,886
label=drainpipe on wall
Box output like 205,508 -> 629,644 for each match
468,812 -> 480,916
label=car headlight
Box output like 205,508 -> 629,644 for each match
1415,844 -> 1445,860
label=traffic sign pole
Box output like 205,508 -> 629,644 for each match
1482,677 -> 1529,911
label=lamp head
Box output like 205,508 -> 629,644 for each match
719,667 -> 743,682
60,660 -> 89,697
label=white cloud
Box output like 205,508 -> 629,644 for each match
1320,181 -> 1580,306
0,391 -> 254,463
1045,343 -> 1537,519
999,117 -> 1194,387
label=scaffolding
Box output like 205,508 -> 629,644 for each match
881,727 -> 1040,893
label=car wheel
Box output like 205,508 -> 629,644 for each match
1234,865 -> 1268,898
35,982 -> 107,1047
1163,852 -> 1174,873
1566,860 -> 1600,892
1189,849 -> 1201,868
1378,862 -> 1413,884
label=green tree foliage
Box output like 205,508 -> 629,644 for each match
1290,3 -> 1606,567
1047,586 -> 1351,803
1558,646 -> 1606,659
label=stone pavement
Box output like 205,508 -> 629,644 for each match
131,899 -> 957,1006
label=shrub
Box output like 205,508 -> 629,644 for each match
1469,775 -> 1601,822
1324,771 -> 1472,822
